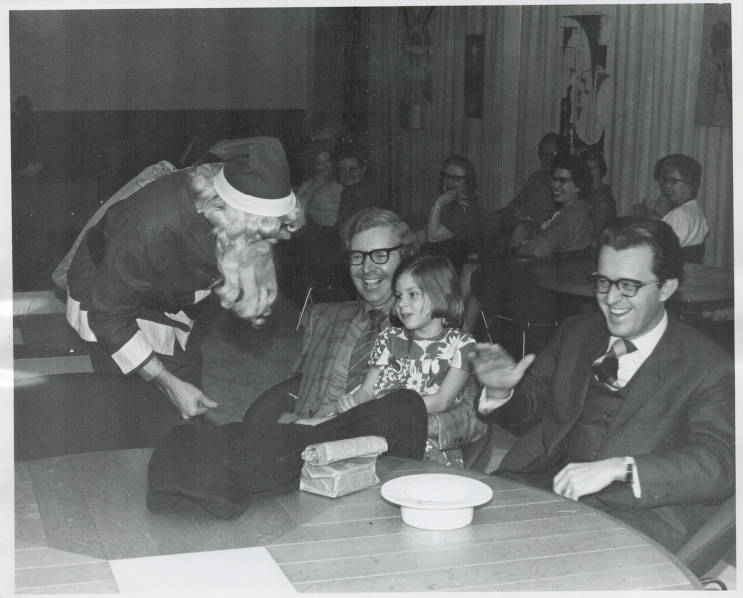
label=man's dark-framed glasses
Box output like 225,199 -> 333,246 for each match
588,273 -> 661,297
345,245 -> 404,266
441,172 -> 467,182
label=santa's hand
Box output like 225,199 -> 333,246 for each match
153,371 -> 218,419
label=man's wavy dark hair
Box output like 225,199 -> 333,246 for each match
600,217 -> 683,283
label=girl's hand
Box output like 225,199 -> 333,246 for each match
421,392 -> 452,413
336,392 -> 358,414
294,414 -> 336,426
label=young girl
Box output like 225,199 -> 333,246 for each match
337,253 -> 476,465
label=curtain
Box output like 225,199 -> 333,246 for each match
367,6 -> 519,227
606,4 -> 732,268
307,9 -> 349,147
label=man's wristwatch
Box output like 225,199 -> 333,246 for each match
624,456 -> 634,486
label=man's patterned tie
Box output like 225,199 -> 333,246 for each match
345,309 -> 385,393
592,338 -> 637,391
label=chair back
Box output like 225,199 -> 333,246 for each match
679,242 -> 705,264
675,494 -> 735,578
295,285 -> 353,332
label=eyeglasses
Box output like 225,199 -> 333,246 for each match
587,273 -> 661,297
551,175 -> 573,185
659,176 -> 686,186
441,173 -> 467,182
345,245 -> 404,266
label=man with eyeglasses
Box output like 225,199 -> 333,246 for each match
469,217 -> 733,551
243,207 -> 484,457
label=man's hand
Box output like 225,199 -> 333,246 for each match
152,369 -> 218,419
470,343 -> 534,392
552,458 -> 625,501
336,392 -> 358,414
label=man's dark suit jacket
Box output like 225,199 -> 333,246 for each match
488,312 -> 734,549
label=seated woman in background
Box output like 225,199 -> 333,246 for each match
463,153 -> 594,336
418,155 -> 482,270
294,140 -> 345,288
579,148 -> 617,244
635,153 -> 708,252
335,146 -> 384,233
509,152 -> 593,258
296,140 -> 343,229
336,254 -> 477,467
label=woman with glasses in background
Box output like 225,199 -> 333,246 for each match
509,152 -> 594,258
464,153 -> 594,344
418,154 -> 482,270
634,154 -> 708,255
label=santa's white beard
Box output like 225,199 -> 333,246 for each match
214,232 -> 278,327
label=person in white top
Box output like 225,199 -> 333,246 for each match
635,153 -> 709,248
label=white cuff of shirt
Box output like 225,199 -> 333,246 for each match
478,387 -> 514,414
624,456 -> 642,499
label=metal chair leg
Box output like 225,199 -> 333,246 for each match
480,310 -> 494,343
296,287 -> 315,333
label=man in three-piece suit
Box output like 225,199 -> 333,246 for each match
471,217 -> 734,551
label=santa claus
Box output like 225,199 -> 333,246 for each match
66,137 -> 303,419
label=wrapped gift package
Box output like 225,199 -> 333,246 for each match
299,436 -> 388,498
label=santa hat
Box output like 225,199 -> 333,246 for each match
212,137 -> 296,216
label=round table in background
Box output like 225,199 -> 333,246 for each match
532,258 -> 734,305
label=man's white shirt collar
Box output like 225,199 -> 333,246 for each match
609,310 -> 668,357
610,311 -> 668,385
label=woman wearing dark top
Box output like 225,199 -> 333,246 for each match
579,149 -> 617,245
420,154 -> 482,270
464,153 -> 594,338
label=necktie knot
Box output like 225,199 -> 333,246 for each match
610,338 -> 637,358
367,309 -> 385,327
592,339 -> 637,390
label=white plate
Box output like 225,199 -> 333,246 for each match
381,474 -> 493,530
381,473 -> 493,509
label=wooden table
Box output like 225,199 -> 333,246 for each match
15,449 -> 701,592
533,258 -> 734,304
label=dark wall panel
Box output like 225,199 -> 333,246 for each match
10,8 -> 312,111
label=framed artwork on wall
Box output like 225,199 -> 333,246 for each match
695,3 -> 731,127
464,33 -> 484,118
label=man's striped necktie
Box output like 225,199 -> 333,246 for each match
345,309 -> 385,393
592,338 -> 637,391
